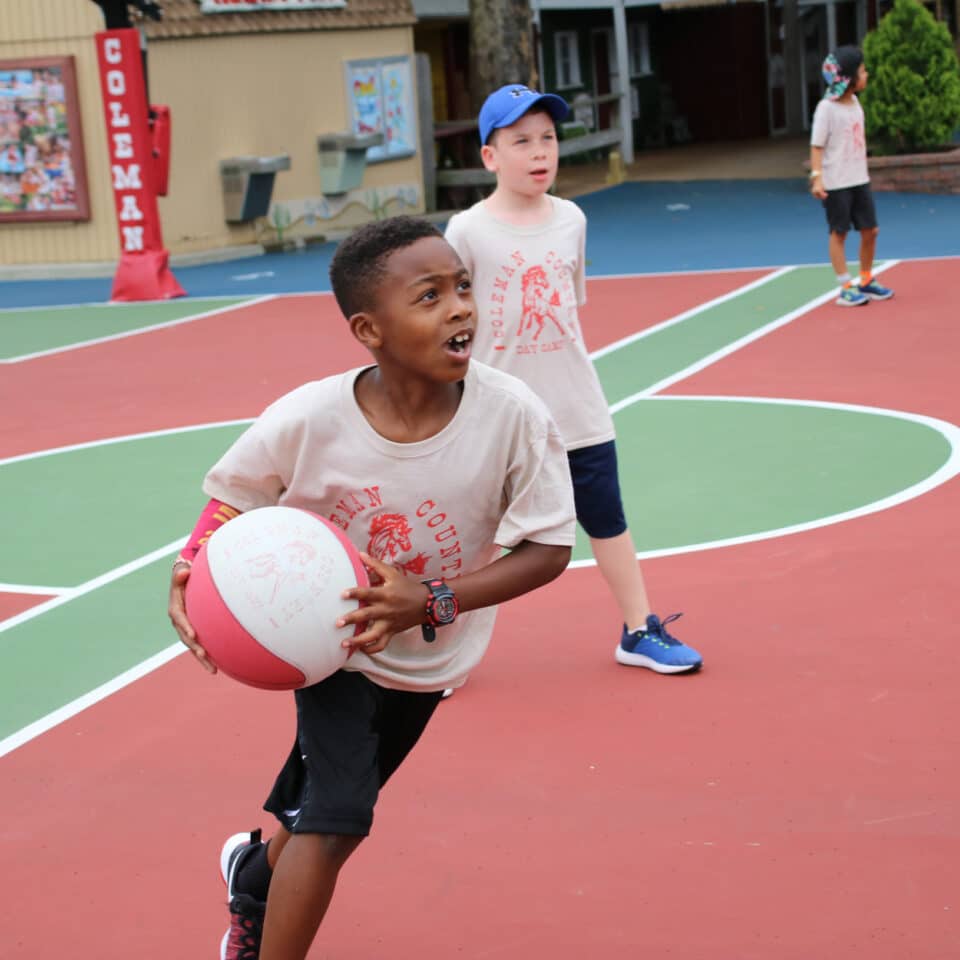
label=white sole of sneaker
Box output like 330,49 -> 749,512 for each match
220,832 -> 251,894
836,297 -> 868,306
614,645 -> 701,674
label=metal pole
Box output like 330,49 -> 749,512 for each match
612,0 -> 634,164
783,0 -> 804,135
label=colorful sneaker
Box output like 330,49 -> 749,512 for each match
836,285 -> 869,307
616,614 -> 703,674
220,830 -> 266,960
858,278 -> 894,300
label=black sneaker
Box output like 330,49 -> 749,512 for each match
220,830 -> 266,960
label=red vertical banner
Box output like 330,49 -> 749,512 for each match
95,29 -> 184,301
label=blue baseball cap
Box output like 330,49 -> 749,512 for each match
479,84 -> 570,145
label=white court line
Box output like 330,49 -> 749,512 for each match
0,256 -> 942,754
569,395 -> 960,568
0,536 -> 186,636
0,643 -> 184,759
0,582 -> 74,597
609,260 -> 900,414
1,295 -> 275,364
0,294 -> 247,314
0,417 -> 252,467
589,267 -> 795,360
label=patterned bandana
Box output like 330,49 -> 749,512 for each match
822,54 -> 850,100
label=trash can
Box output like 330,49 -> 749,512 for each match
316,133 -> 384,195
219,155 -> 291,223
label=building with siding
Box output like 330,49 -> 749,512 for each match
0,0 -> 426,268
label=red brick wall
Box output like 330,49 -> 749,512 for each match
868,148 -> 960,194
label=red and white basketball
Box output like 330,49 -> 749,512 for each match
184,506 -> 369,690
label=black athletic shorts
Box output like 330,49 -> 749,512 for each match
567,439 -> 628,539
823,183 -> 878,234
264,670 -> 443,836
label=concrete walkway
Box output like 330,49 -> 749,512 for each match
556,135 -> 809,197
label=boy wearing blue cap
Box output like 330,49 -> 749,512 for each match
809,46 -> 894,307
445,84 -> 703,674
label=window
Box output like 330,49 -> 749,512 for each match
554,31 -> 582,89
628,21 -> 652,77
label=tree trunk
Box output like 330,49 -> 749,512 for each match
468,0 -> 537,114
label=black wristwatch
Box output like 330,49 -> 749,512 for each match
421,578 -> 459,643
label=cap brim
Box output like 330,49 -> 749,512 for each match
487,93 -> 570,142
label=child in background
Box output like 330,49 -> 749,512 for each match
809,46 -> 894,306
167,216 -> 575,960
445,85 -> 703,674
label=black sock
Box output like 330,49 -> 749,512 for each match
234,839 -> 273,902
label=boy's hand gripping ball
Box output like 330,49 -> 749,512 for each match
184,506 -> 369,690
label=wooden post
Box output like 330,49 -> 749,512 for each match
415,53 -> 437,213
612,0 -> 634,164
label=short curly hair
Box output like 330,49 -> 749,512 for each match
329,216 -> 444,318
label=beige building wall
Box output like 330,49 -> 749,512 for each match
0,0 -> 119,267
152,28 -> 424,254
0,1 -> 423,266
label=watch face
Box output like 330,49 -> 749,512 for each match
434,595 -> 458,624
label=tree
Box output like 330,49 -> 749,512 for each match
90,1 -> 162,29
861,0 -> 960,154
468,0 -> 537,114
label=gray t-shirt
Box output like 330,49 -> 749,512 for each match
810,96 -> 869,190
446,196 -> 615,451
203,361 -> 576,692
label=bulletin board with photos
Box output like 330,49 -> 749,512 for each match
344,56 -> 416,163
0,56 -> 90,223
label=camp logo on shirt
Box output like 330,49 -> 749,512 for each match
367,513 -> 430,576
487,249 -> 578,356
328,488 -> 464,579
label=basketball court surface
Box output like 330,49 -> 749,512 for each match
2,179 -> 959,958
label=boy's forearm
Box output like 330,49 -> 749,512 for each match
809,146 -> 824,178
451,540 -> 571,614
175,498 -> 242,565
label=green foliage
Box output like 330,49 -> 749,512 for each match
862,0 -> 960,154
269,203 -> 292,245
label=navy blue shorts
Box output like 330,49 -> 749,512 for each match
823,183 -> 878,234
567,440 -> 628,539
264,670 -> 442,837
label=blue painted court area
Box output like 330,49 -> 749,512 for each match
578,179 -> 960,274
2,179 -> 958,308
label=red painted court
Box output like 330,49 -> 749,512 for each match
2,261 -> 958,958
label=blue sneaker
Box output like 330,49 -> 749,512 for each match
858,278 -> 894,300
616,614 -> 702,674
836,285 -> 869,307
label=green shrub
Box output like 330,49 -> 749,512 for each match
861,0 -> 960,155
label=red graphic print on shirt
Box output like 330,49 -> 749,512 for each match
852,121 -> 865,152
519,265 -> 566,341
487,248 -> 578,356
367,513 -> 430,576
329,488 -> 465,579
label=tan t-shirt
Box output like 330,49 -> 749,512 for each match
202,361 -> 576,693
810,96 -> 870,190
445,196 -> 615,451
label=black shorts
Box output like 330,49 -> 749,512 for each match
264,670 -> 442,837
567,439 -> 628,539
823,183 -> 878,234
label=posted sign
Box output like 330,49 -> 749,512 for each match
94,29 -> 183,301
200,0 -> 345,11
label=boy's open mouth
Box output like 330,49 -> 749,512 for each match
446,332 -> 472,354
446,332 -> 472,352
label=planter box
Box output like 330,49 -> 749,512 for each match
868,148 -> 960,194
